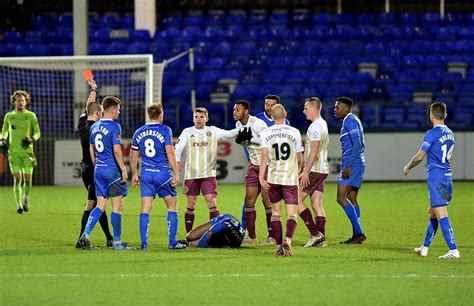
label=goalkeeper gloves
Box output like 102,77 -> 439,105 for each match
236,127 -> 253,144
21,137 -> 33,148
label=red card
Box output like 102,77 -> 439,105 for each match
83,70 -> 94,81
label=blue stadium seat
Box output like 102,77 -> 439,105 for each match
352,72 -> 373,84
176,27 -> 201,42
287,70 -> 309,84
248,9 -> 268,26
119,14 -> 134,29
465,13 -> 474,27
297,40 -> 319,55
347,84 -> 369,101
291,56 -> 313,69
457,26 -> 474,39
269,10 -> 289,26
419,70 -> 443,87
310,13 -> 333,27
206,57 -> 228,69
2,31 -> 22,43
279,85 -> 300,103
375,70 -> 396,86
307,70 -> 331,84
222,69 -> 243,80
199,70 -> 221,84
319,41 -> 340,55
387,84 -> 413,102
127,42 -> 149,54
56,43 -> 72,55
445,13 -> 462,27
226,10 -> 246,26
367,85 -> 388,102
271,55 -> 293,69
396,70 -> 420,84
422,12 -> 442,27
261,69 -> 286,84
442,72 -> 463,84
451,40 -> 474,54
335,13 -> 354,26
98,14 -> 118,29
89,42 -> 107,55
357,13 -> 376,26
205,10 -> 225,27
196,84 -> 214,101
34,14 -> 55,29
201,26 -> 224,41
402,55 -> 424,69
130,30 -> 151,43
291,9 -> 310,27
381,106 -> 405,127
24,31 -> 43,43
400,12 -> 420,27
360,105 -> 378,128
430,41 -> 449,55
212,41 -> 231,55
406,40 -> 431,55
434,27 -> 458,40
232,84 -> 259,101
335,55 -> 359,69
330,71 -> 352,84
105,42 -> 128,55
162,12 -> 182,28
183,12 -> 204,28
378,12 -> 397,26
90,29 -> 111,43
364,42 -> 386,55
456,84 -> 474,102
57,14 -> 73,28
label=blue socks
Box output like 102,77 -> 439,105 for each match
354,205 -> 360,222
240,202 -> 247,231
423,218 -> 438,247
167,211 -> 178,246
111,212 -> 122,242
84,207 -> 103,236
140,213 -> 150,249
343,202 -> 363,235
439,217 -> 457,250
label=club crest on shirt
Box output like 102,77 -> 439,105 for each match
116,133 -> 121,140
206,131 -> 212,137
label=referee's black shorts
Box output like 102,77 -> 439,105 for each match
81,164 -> 96,201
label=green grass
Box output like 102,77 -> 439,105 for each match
0,182 -> 473,305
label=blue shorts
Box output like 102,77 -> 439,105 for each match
338,165 -> 365,189
94,167 -> 128,198
140,169 -> 177,198
428,178 -> 452,207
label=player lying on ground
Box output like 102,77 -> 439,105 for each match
186,214 -> 244,248
1,90 -> 41,214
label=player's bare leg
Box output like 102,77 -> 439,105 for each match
271,201 -> 283,255
337,184 -> 365,244
186,221 -> 213,246
297,191 -> 323,247
204,193 -> 220,219
184,195 -> 197,233
260,189 -> 275,244
12,172 -> 23,213
243,186 -> 259,242
22,172 -> 33,212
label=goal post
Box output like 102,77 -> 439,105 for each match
0,54 -> 153,185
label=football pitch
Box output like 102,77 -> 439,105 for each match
0,182 -> 473,305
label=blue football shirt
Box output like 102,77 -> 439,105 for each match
90,119 -> 122,170
340,113 -> 365,167
131,123 -> 173,170
255,111 -> 290,127
420,125 -> 455,180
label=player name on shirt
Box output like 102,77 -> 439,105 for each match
135,129 -> 165,144
438,133 -> 455,143
91,125 -> 109,136
263,132 -> 297,143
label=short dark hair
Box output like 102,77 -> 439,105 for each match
336,96 -> 354,107
10,90 -> 30,105
235,100 -> 250,111
87,102 -> 102,116
430,102 -> 447,120
265,94 -> 280,103
147,103 -> 163,120
102,96 -> 122,111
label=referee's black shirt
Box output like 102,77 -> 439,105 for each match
78,111 -> 95,167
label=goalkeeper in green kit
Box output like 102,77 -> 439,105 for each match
1,90 -> 41,213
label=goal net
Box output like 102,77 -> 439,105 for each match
0,55 -> 153,185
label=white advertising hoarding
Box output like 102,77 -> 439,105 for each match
54,132 -> 474,185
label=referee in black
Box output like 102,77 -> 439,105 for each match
75,79 -> 114,248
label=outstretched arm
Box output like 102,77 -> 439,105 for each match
403,150 -> 426,176
85,79 -> 98,109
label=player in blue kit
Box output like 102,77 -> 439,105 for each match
78,96 -> 128,250
404,102 -> 460,259
186,214 -> 244,248
130,103 -> 187,250
333,97 -> 366,244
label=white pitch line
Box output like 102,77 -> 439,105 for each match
1,273 -> 472,279
378,184 -> 423,193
